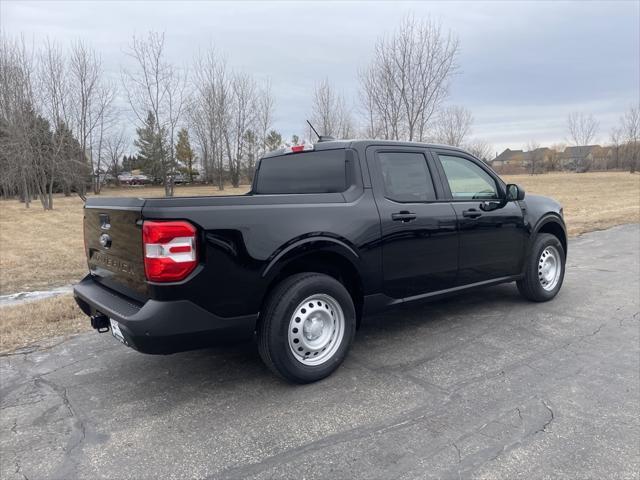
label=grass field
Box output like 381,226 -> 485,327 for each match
0,172 -> 638,352
503,172 -> 640,236
0,184 -> 249,295
1,173 -> 638,296
0,294 -> 87,354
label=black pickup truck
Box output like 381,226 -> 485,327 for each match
74,140 -> 567,383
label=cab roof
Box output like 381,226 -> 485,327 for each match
262,139 -> 472,159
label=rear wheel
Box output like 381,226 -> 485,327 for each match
257,273 -> 356,383
517,233 -> 565,302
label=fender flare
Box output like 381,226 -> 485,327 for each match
530,213 -> 568,253
261,235 -> 361,280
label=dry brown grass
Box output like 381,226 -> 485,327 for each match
2,174 -> 639,296
503,172 -> 640,236
0,294 -> 89,354
0,173 -> 638,353
0,184 -> 249,295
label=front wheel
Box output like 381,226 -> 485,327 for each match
257,273 -> 356,383
517,233 -> 566,302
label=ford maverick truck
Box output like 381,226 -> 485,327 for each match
74,140 -> 567,383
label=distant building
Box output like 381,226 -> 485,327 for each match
491,148 -> 525,169
490,147 -> 554,174
559,145 -> 613,171
491,145 -> 615,173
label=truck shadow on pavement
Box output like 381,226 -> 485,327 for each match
88,282 -> 530,394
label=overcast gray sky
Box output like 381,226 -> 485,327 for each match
2,0 -> 638,154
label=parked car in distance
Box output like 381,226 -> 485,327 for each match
170,173 -> 187,184
97,172 -> 115,185
117,172 -> 134,185
131,174 -> 151,185
118,172 -> 151,186
74,140 -> 567,383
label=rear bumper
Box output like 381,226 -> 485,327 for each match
73,275 -> 257,354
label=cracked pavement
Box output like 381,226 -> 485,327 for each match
1,224 -> 639,479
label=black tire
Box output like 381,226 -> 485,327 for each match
257,272 -> 356,384
517,233 -> 566,302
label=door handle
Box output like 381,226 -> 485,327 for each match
392,211 -> 417,222
462,209 -> 482,219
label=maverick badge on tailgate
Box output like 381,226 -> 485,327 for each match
92,251 -> 135,276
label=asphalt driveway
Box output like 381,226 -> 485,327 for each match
1,224 -> 639,480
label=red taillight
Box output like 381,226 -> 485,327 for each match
142,220 -> 198,282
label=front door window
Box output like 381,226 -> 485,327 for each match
439,155 -> 499,200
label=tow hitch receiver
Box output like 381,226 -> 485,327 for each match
91,314 -> 110,333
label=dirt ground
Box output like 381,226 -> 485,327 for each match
0,172 -> 638,352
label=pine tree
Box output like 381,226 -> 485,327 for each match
134,111 -> 166,180
175,127 -> 196,183
265,130 -> 282,152
29,113 -> 55,208
53,121 -> 84,196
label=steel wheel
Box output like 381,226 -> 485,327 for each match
288,294 -> 345,366
538,245 -> 561,291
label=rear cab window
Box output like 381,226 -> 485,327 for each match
254,149 -> 349,194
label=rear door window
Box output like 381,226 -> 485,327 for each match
254,149 -> 347,194
376,152 -> 437,202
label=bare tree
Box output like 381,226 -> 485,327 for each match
359,72 -> 382,139
165,65 -> 187,194
609,127 -> 623,170
69,40 -> 103,198
228,72 -> 257,187
122,31 -> 185,196
89,81 -> 117,193
620,105 -> 639,173
360,15 -> 459,141
38,39 -> 69,127
187,97 -> 211,181
548,143 -> 566,171
105,129 -> 127,185
310,78 -> 353,139
35,39 -> 69,208
191,47 -> 233,190
0,36 -> 38,208
435,105 -> 472,146
191,46 -> 272,189
525,141 -> 544,174
465,138 -> 492,163
256,80 -> 275,158
566,112 -> 599,172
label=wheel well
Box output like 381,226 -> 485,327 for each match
538,220 -> 567,254
264,251 -> 364,327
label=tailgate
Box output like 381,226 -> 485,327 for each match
84,197 -> 148,298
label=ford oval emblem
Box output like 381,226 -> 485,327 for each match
99,233 -> 112,249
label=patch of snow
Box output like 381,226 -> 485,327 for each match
0,286 -> 73,307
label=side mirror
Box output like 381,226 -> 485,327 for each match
506,184 -> 525,201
